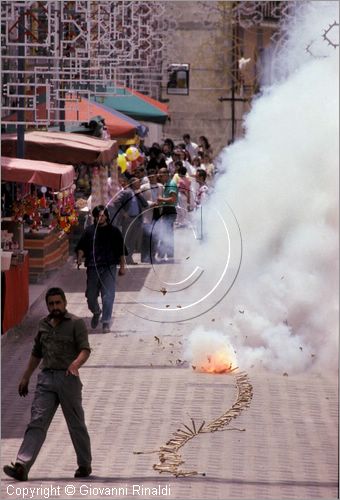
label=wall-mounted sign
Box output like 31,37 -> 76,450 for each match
167,64 -> 190,95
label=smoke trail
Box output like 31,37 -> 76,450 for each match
192,1 -> 339,374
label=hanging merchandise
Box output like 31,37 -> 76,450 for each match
51,185 -> 78,236
136,155 -> 145,166
11,185 -> 78,236
99,166 -> 109,206
108,160 -> 120,202
12,195 -> 42,231
117,153 -> 128,173
91,166 -> 101,208
129,159 -> 139,173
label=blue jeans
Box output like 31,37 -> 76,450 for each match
85,265 -> 117,324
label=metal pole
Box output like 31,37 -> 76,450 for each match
231,80 -> 235,142
16,5 -> 26,250
17,6 -> 25,158
59,13 -> 65,131
231,23 -> 237,143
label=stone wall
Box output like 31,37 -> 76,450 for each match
161,2 -> 239,157
161,1 -> 279,158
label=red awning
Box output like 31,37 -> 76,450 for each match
1,131 -> 118,165
1,156 -> 75,191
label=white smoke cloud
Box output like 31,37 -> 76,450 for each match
189,1 -> 339,374
184,327 -> 238,372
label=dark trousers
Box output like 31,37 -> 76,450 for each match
17,370 -> 91,471
141,220 -> 161,263
86,265 -> 117,324
122,216 -> 143,264
158,213 -> 176,259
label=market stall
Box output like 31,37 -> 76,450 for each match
1,156 -> 76,333
2,131 -> 120,252
1,130 -> 118,165
2,129 -> 119,202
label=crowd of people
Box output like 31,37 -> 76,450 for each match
72,133 -> 216,334
107,133 -> 215,263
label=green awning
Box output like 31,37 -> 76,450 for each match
93,87 -> 169,124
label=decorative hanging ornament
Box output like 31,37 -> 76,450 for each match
117,154 -> 128,173
125,146 -> 140,162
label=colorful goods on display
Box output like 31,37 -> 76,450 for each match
12,185 -> 78,236
125,146 -> 140,161
117,154 -> 128,173
52,187 -> 78,235
115,147 -> 144,176
12,195 -> 43,231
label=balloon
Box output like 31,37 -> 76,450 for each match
125,146 -> 140,162
117,154 -> 127,173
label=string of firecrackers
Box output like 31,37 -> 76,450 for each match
134,371 -> 253,478
91,166 -> 110,207
91,166 -> 101,208
99,166 -> 109,206
110,161 -> 117,191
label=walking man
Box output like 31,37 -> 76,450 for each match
140,167 -> 163,263
183,133 -> 198,160
3,287 -> 92,481
157,168 -> 178,262
76,205 -> 126,333
195,168 -> 209,208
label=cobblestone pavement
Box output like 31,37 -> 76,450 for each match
1,254 -> 338,500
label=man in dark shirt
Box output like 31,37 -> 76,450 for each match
3,287 -> 92,481
76,205 -> 126,333
157,168 -> 178,262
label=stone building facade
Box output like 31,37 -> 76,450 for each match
161,1 -> 285,157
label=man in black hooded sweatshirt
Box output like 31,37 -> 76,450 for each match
76,205 -> 126,333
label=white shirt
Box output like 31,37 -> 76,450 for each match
185,141 -> 199,159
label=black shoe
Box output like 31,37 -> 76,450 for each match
3,462 -> 28,481
102,323 -> 110,333
91,313 -> 101,329
74,466 -> 92,478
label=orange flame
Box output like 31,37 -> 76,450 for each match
194,350 -> 238,374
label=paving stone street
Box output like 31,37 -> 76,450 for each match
1,256 -> 338,500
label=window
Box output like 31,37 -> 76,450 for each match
167,64 -> 190,95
